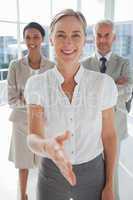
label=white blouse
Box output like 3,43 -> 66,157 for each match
24,65 -> 118,165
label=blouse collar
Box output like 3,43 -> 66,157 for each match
53,64 -> 84,84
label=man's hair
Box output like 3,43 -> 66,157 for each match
23,22 -> 45,38
49,9 -> 87,36
93,19 -> 115,34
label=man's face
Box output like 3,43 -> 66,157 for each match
95,24 -> 116,56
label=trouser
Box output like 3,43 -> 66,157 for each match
37,154 -> 105,200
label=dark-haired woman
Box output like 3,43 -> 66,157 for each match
8,22 -> 54,200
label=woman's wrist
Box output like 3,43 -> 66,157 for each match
43,138 -> 52,154
43,139 -> 47,152
104,181 -> 113,190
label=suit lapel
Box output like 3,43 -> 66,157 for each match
21,55 -> 31,79
106,53 -> 118,76
93,54 -> 101,72
39,56 -> 49,73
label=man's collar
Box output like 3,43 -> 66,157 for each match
96,51 -> 112,61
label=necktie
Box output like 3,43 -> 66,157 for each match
100,57 -> 107,73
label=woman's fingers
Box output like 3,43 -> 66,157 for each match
45,132 -> 76,185
66,162 -> 76,186
55,131 -> 70,146
54,148 -> 76,186
57,158 -> 76,186
55,132 -> 76,185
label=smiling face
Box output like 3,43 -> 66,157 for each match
95,24 -> 116,56
24,28 -> 43,53
50,16 -> 85,68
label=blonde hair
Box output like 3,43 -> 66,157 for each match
50,9 -> 87,36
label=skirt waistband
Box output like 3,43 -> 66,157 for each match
41,154 -> 103,174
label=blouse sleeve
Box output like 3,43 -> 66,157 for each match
101,74 -> 118,110
24,75 -> 44,107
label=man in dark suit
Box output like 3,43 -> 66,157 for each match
82,19 -> 133,200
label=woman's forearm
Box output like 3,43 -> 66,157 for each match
27,134 -> 46,157
103,133 -> 117,188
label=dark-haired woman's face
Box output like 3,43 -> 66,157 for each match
24,28 -> 44,52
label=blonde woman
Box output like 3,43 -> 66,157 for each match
25,10 -> 118,200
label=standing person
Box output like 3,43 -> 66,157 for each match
8,22 -> 54,200
24,10 -> 118,200
82,19 -> 133,200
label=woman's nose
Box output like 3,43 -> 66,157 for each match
64,37 -> 73,45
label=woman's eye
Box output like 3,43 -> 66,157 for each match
25,36 -> 30,40
33,36 -> 40,39
57,34 -> 65,38
72,34 -> 80,38
25,35 -> 40,40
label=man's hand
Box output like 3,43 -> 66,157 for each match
44,131 -> 76,186
116,76 -> 128,85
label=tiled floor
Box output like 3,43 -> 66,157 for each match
0,105 -> 133,200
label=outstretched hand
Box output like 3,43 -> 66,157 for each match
44,131 -> 76,186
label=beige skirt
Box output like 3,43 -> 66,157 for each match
8,121 -> 40,169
